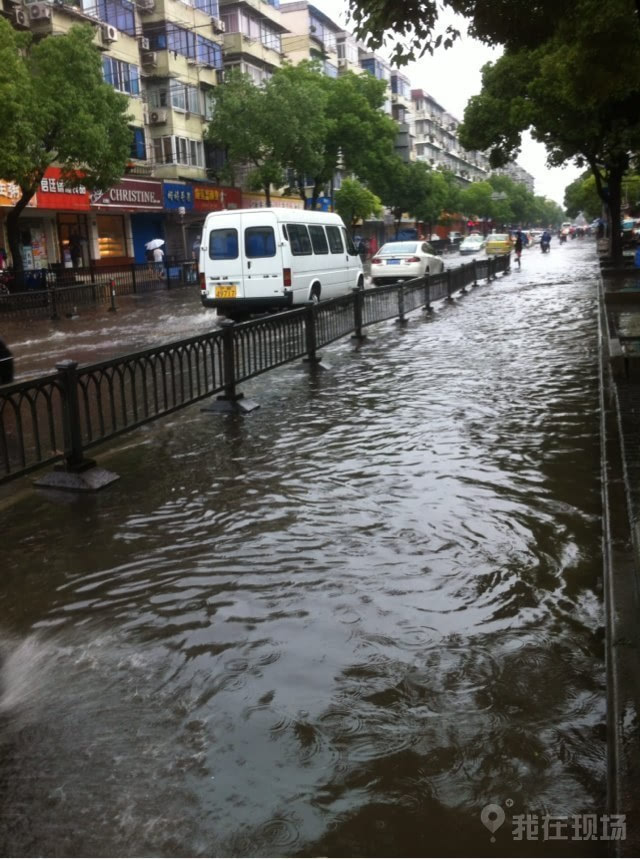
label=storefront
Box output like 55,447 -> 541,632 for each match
163,181 -> 194,262
36,168 -> 91,269
0,179 -> 48,269
90,178 -> 163,266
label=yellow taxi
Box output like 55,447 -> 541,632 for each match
484,233 -> 513,256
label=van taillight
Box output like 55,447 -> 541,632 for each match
199,272 -> 206,291
283,268 -> 292,287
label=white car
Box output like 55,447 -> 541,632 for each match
459,234 -> 486,255
370,241 -> 445,285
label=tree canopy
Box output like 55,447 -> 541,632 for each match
207,63 -> 398,209
334,178 -> 382,230
345,0 -> 578,66
0,20 -> 132,272
457,0 -> 640,259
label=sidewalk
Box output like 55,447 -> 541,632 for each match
599,252 -> 640,856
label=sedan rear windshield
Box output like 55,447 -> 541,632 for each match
488,234 -> 508,241
380,243 -> 418,255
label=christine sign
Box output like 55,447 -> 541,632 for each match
91,178 -> 163,210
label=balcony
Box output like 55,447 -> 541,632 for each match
223,31 -> 282,65
220,0 -> 284,29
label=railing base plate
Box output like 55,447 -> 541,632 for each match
202,396 -> 260,414
34,466 -> 120,492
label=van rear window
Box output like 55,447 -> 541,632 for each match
245,226 -> 276,258
286,223 -> 312,255
326,226 -> 344,254
209,228 -> 238,260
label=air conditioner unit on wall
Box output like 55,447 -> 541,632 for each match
28,3 -> 52,21
141,51 -> 157,66
101,23 -> 118,42
149,109 -> 168,124
211,17 -> 225,33
12,7 -> 29,26
138,35 -> 150,51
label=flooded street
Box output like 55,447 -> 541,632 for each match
0,241 -> 606,856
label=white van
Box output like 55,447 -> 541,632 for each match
199,208 -> 364,316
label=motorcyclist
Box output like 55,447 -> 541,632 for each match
541,229 -> 551,252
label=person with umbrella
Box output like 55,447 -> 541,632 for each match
146,239 -> 165,279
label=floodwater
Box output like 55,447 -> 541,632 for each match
0,240 -> 606,857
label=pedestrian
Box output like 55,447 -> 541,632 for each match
69,233 -> 83,269
153,245 -> 165,279
369,236 -> 378,256
514,229 -> 524,266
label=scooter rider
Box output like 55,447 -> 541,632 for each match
541,229 -> 552,252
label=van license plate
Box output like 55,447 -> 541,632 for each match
215,284 -> 237,298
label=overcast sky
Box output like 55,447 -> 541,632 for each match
308,0 -> 582,207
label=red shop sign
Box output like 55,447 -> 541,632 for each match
91,178 -> 163,210
37,167 -> 90,211
192,184 -> 241,212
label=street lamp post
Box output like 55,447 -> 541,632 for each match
177,205 -> 187,261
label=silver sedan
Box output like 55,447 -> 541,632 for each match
370,241 -> 445,286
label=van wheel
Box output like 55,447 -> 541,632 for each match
310,285 -> 321,303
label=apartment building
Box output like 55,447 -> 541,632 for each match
220,0 -> 286,85
279,0 -> 339,77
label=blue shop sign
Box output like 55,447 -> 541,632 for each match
304,196 -> 332,212
163,182 -> 194,210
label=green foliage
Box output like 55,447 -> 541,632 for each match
334,177 -> 382,228
345,0 -> 573,66
0,20 -> 131,272
457,0 -> 640,259
0,21 -> 131,194
207,63 -> 398,208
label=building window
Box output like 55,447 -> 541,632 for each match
130,127 -> 146,160
197,35 -> 223,68
153,136 -> 204,167
102,57 -> 140,95
94,0 -> 135,35
97,214 -> 127,258
194,0 -> 219,16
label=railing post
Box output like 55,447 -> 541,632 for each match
89,261 -> 96,285
55,360 -> 94,472
446,268 -> 454,302
304,303 -> 320,363
397,282 -> 406,324
108,279 -> 117,312
221,319 -> 237,401
472,258 -> 478,287
351,286 -> 365,341
424,274 -> 432,313
131,263 -> 137,294
48,283 -> 58,321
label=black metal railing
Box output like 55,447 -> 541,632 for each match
0,254 -> 510,486
0,261 -> 199,319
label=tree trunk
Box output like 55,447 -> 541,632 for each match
264,184 -> 271,206
6,186 -> 37,285
606,168 -> 624,265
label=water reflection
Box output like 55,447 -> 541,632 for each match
0,242 -> 605,856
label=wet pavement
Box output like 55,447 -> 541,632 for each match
0,239 -> 607,857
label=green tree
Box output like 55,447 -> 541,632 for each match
344,0 -> 621,66
372,159 -> 446,236
276,64 -> 397,209
0,21 -> 131,275
207,68 -> 326,205
458,0 -> 640,261
334,178 -> 382,231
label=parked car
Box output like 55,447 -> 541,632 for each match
485,233 -> 512,256
370,241 -> 445,285
448,231 -> 463,243
459,234 -> 486,255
